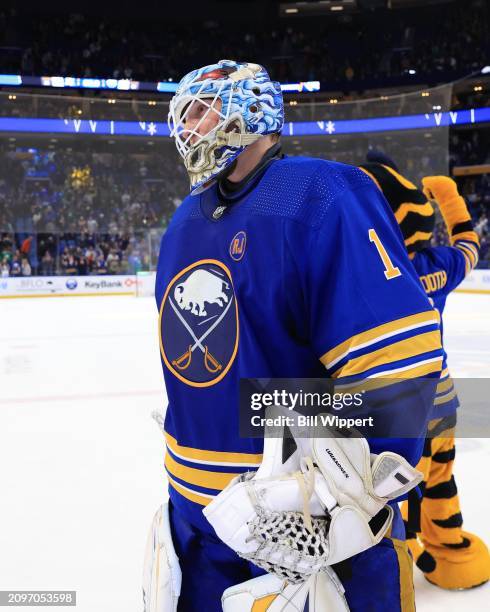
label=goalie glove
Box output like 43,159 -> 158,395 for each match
203,409 -> 422,583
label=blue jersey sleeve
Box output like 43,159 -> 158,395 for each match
413,243 -> 475,299
307,170 -> 441,379
287,166 -> 443,465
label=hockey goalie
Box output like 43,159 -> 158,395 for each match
143,59 -> 443,611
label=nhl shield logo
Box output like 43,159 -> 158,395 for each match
159,259 -> 239,387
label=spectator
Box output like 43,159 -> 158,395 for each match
40,250 -> 55,275
20,235 -> 33,257
0,258 -> 9,277
21,257 -> 31,276
0,2 -> 487,90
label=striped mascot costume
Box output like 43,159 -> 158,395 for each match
360,152 -> 490,590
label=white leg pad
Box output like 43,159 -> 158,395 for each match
143,503 -> 181,612
222,570 -> 349,612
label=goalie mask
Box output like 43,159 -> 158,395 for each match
168,59 -> 284,194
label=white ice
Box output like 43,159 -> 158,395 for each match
0,291 -> 488,611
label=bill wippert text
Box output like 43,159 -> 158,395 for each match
251,414 -> 374,429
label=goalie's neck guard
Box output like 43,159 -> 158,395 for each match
218,142 -> 283,201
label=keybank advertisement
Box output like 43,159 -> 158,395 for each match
0,275 -> 139,297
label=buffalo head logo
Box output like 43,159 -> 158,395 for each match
174,269 -> 230,317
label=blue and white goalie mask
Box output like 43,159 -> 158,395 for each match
168,59 -> 284,194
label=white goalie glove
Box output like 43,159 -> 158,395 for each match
203,408 -> 422,585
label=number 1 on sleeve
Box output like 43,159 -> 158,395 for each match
369,228 -> 402,280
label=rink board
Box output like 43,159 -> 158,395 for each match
0,269 -> 488,299
0,274 -> 139,298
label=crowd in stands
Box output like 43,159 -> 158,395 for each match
0,121 -> 488,277
0,144 -> 187,277
0,1 -> 488,90
448,128 -> 490,265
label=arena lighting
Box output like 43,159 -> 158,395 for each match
281,81 -> 321,92
280,1 -> 357,17
0,74 -> 21,86
0,73 -> 322,94
157,82 -> 178,93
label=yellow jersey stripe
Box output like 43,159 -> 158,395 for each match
436,376 -> 454,394
334,357 -> 443,393
320,310 -> 440,370
458,241 -> 479,264
457,246 -> 475,275
165,452 -> 238,491
167,474 -> 213,506
452,231 -> 480,246
458,243 -> 477,268
434,388 -> 457,406
331,330 -> 442,378
165,431 -> 263,466
460,251 -> 472,275
392,538 -> 416,612
365,355 -> 442,379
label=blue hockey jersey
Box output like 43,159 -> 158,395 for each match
156,156 -> 443,532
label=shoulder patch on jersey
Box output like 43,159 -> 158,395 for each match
229,231 -> 247,261
159,259 -> 239,387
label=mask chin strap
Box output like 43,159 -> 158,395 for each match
216,131 -> 263,147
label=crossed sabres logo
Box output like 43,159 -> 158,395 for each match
159,260 -> 239,387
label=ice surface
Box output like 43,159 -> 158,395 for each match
0,291 -> 488,611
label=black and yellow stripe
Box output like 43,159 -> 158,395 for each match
359,163 -> 435,254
